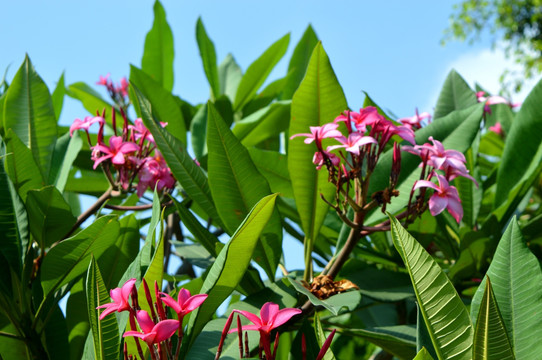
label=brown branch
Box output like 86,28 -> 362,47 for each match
62,187 -> 113,240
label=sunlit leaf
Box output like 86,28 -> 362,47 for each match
196,17 -> 220,99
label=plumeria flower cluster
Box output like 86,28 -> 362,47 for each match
476,90 -> 521,115
97,278 -> 207,360
404,136 -> 478,223
97,73 -> 130,110
215,302 -> 334,360
398,109 -> 432,131
69,109 -> 176,197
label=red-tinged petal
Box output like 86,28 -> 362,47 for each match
183,294 -> 208,312
109,287 -> 123,303
233,309 -> 262,327
269,308 -> 302,329
447,196 -> 463,223
136,310 -> 155,333
289,133 -> 313,140
119,142 -> 139,153
178,288 -> 191,305
315,329 -> 337,360
111,151 -> 126,165
121,279 -> 137,300
123,330 -> 146,339
413,180 -> 439,192
153,319 -> 180,343
260,302 -> 279,325
429,194 -> 448,216
228,325 -> 260,333
160,293 -> 182,314
97,304 -> 118,320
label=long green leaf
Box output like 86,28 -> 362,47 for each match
207,102 -> 282,279
52,72 -> 66,120
389,214 -> 473,360
218,54 -> 243,102
433,69 -> 477,119
473,277 -> 515,360
129,65 -> 186,142
26,185 -> 76,248
50,131 -> 83,192
288,42 -> 346,276
40,215 -> 119,298
196,17 -> 220,99
66,280 -> 90,360
86,257 -> 119,360
233,34 -> 290,111
248,148 -> 293,198
495,78 -> 542,206
132,85 -> 223,228
182,194 -> 278,355
470,218 -> 542,358
141,0 -> 174,91
3,55 -> 57,180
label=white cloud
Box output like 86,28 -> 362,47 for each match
425,47 -> 540,111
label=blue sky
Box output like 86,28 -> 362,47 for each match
2,1 -> 534,274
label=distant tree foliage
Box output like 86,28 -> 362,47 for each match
443,0 -> 542,92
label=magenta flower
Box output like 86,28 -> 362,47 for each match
290,123 -> 343,146
159,288 -> 207,321
96,278 -> 136,320
419,136 -> 466,172
92,136 -> 139,169
414,174 -> 463,223
229,302 -> 301,335
69,116 -> 104,136
327,133 -> 377,156
96,73 -> 111,86
136,154 -> 176,197
123,310 -> 179,346
398,111 -> 431,130
313,150 -> 340,170
489,122 -> 504,136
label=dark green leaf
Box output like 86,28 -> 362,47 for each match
141,0 -> 174,91
233,101 -> 290,147
65,280 -> 90,360
346,326 -> 417,360
433,69 -> 477,119
196,18 -> 220,99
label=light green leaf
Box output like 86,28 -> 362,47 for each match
233,33 -> 290,111
413,348 -> 436,360
471,218 -> 542,358
281,24 -> 319,100
196,17 -> 220,99
182,194 -> 278,355
41,215 -> 119,298
48,131 -> 82,191
130,65 -> 186,142
389,214 -> 473,360
3,55 -> 57,180
207,102 -> 282,279
433,69 -> 477,119
248,148 -> 293,198
218,54 -> 243,102
288,42 -> 346,277
86,257 -> 119,360
141,0 -> 174,91
52,72 -> 66,120
26,185 -> 76,248
132,85 -> 223,228
495,78 -> 542,206
473,277 -> 515,360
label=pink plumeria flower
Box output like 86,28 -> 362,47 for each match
159,288 -> 207,321
123,310 -> 179,346
398,111 -> 432,130
327,132 -> 377,156
349,106 -> 380,131
96,278 -> 136,320
96,73 -> 111,86
290,123 -> 343,147
489,122 -> 504,136
313,150 -> 340,170
228,302 -> 301,335
136,153 -> 176,196
414,174 -> 463,223
69,116 -> 104,136
129,118 -> 167,143
92,136 -> 140,169
358,108 -> 416,146
420,136 -> 466,172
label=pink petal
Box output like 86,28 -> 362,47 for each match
121,279 -> 136,300
153,320 -> 180,343
260,302 -> 279,325
178,288 -> 191,305
270,308 -> 302,329
160,293 -> 182,314
413,180 -> 439,192
136,310 -> 155,333
182,294 -> 208,312
111,151 -> 126,165
97,303 -> 118,320
228,325 -> 260,333
429,194 -> 448,216
447,196 -> 463,223
123,331 -> 146,340
233,309 -> 262,327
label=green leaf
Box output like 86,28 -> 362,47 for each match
66,82 -> 119,127
389,214 -> 473,360
65,280 -> 90,360
495,78 -> 542,206
141,0 -> 174,91
52,72 -> 66,120
433,69 -> 477,119
233,33 -> 290,111
314,313 -> 335,360
473,277 -> 515,360
129,65 -> 186,142
132,85 -> 223,228
26,185 -> 76,248
347,326 -> 417,360
288,42 -> 346,275
40,215 -> 119,298
3,55 -> 57,180
4,129 -> 45,201
413,348 -> 436,360
207,102 -> 282,279
281,24 -> 319,100
50,131 -> 83,192
182,194 -> 278,354
196,17 -> 220,99
470,218 -> 542,358
218,54 -> 243,102
86,257 -> 119,360
232,101 -> 291,147
248,148 -> 293,198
